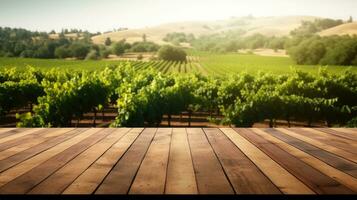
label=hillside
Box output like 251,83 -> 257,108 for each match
92,16 -> 318,45
319,22 -> 357,36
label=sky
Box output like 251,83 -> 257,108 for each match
0,0 -> 356,32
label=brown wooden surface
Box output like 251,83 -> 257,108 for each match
0,128 -> 356,194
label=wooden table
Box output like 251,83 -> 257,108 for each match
0,128 -> 356,194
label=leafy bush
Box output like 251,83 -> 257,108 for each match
158,45 -> 187,62
288,35 -> 357,66
130,41 -> 160,52
1,65 -> 355,128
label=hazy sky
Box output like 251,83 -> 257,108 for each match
0,0 -> 356,32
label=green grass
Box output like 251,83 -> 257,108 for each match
0,57 -> 133,71
194,52 -> 357,75
1,53 -> 357,75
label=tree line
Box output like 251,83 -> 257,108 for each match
0,27 -> 161,60
166,18 -> 357,66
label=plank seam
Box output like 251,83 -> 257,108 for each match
236,128 -> 320,193
126,128 -> 159,194
0,128 -> 90,173
185,128 -> 200,194
217,128 -> 281,194
91,128 -> 146,194
58,128 -> 133,194
202,128 -> 236,194
93,128 -> 157,194
281,128 -> 357,164
271,128 -> 357,178
163,128 -> 173,194
22,128 -> 116,194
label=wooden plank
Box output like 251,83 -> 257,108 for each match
292,128 -> 357,154
0,128 -> 75,160
279,128 -> 357,163
0,128 -> 16,134
220,128 -> 313,194
331,128 -> 357,136
63,128 -> 143,194
253,128 -> 357,192
0,128 -> 96,188
0,128 -> 73,152
95,128 -> 157,194
129,128 -> 172,194
0,128 -> 113,194
237,128 -> 353,194
0,128 -> 43,144
273,128 -> 357,178
203,128 -> 281,194
0,128 -> 88,173
0,128 -> 18,139
165,128 -> 198,194
317,128 -> 357,142
187,128 -> 234,194
28,128 -> 131,194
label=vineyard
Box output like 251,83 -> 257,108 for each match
1,63 -> 356,128
2,51 -> 357,75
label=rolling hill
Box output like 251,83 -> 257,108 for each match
319,22 -> 357,36
91,16 -> 319,45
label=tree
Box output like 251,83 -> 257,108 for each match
54,46 -> 70,58
130,41 -> 159,52
112,41 -> 126,56
348,16 -> 353,23
142,34 -> 147,42
69,42 -> 90,59
158,45 -> 187,62
104,37 -> 112,46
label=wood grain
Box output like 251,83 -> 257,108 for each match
220,128 -> 314,194
95,128 -> 157,194
129,128 -> 172,194
237,128 -> 353,194
204,128 -> 281,194
63,128 -> 143,194
187,128 -> 234,194
165,128 -> 197,194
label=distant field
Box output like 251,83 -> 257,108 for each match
194,52 -> 357,75
0,57 -> 134,71
319,22 -> 357,36
0,57 -> 203,74
1,53 -> 356,75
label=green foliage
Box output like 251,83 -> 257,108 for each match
219,69 -> 357,127
129,41 -> 160,52
23,72 -> 110,127
1,65 -> 356,128
112,40 -> 128,56
290,18 -> 343,37
158,45 -> 187,62
346,117 -> 357,127
104,37 -> 112,46
0,27 -> 104,60
191,30 -> 288,53
54,46 -> 70,59
288,35 -> 357,66
0,67 -> 44,119
69,42 -> 91,60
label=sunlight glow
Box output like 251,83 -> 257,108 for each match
0,0 -> 355,32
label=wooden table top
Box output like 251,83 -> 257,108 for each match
0,128 -> 356,194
